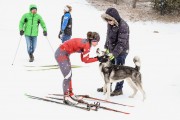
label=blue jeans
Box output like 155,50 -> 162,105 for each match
25,36 -> 37,55
61,34 -> 71,43
114,54 -> 128,90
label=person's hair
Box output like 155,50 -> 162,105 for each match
87,31 -> 93,40
87,31 -> 100,43
66,5 -> 72,12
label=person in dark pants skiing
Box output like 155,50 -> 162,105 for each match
19,4 -> 47,62
58,5 -> 72,43
55,31 -> 106,105
97,8 -> 129,96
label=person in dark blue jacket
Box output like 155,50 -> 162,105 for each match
97,8 -> 130,96
58,5 -> 72,43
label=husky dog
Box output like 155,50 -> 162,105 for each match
96,48 -> 146,101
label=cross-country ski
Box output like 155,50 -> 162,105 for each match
26,94 -> 130,114
25,65 -> 84,71
49,93 -> 134,107
25,94 -> 92,111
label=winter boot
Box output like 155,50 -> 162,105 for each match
63,96 -> 78,106
110,89 -> 123,96
97,87 -> 103,92
97,84 -> 112,92
29,53 -> 34,62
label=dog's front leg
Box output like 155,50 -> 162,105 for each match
103,84 -> 107,95
106,82 -> 111,100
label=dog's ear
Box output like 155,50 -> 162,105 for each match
96,48 -> 100,56
96,48 -> 106,56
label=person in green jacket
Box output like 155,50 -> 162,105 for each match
19,4 -> 47,62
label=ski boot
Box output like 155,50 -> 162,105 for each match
97,87 -> 103,92
63,96 -> 78,106
110,89 -> 123,96
29,53 -> 34,62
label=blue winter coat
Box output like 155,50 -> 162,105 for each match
60,12 -> 72,36
101,8 -> 129,58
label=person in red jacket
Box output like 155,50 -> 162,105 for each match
55,31 -> 106,105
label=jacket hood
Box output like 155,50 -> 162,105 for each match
29,4 -> 37,11
101,8 -> 121,26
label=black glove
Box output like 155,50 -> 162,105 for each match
97,56 -> 108,63
43,31 -> 47,36
20,30 -> 24,36
58,31 -> 63,39
58,31 -> 61,39
59,30 -> 63,35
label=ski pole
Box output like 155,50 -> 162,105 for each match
45,36 -> 54,53
12,36 -> 22,65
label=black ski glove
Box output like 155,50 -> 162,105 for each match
59,30 -> 63,35
43,31 -> 47,36
58,31 -> 63,39
20,30 -> 24,36
96,56 -> 108,63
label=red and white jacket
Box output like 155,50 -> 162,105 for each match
59,38 -> 98,63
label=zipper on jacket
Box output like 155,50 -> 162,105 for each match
30,14 -> 34,36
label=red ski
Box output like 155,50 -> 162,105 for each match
49,93 -> 134,107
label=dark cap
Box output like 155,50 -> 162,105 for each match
30,7 -> 37,11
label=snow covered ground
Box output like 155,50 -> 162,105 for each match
0,0 -> 180,120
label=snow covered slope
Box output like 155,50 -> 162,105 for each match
0,0 -> 180,120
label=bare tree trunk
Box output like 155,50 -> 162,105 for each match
132,0 -> 138,8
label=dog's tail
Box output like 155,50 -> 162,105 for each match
133,56 -> 141,71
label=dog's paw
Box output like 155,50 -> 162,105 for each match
105,97 -> 110,100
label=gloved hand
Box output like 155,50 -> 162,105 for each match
58,31 -> 63,39
60,30 -> 63,35
43,31 -> 47,36
20,30 -> 24,36
105,49 -> 109,54
108,53 -> 114,60
97,56 -> 108,63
